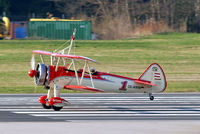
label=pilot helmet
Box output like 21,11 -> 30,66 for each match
90,67 -> 96,73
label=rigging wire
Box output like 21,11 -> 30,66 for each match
53,40 -> 70,53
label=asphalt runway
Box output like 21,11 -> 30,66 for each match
0,93 -> 200,122
0,93 -> 200,134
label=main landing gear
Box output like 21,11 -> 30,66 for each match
39,95 -> 70,111
41,103 -> 62,111
149,93 -> 154,101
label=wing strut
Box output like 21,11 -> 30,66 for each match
80,61 -> 87,85
72,59 -> 80,85
40,55 -> 45,64
87,62 -> 94,88
70,59 -> 94,88
55,57 -> 61,72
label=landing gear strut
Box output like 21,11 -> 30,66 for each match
149,93 -> 154,100
39,85 -> 70,111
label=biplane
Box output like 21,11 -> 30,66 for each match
28,29 -> 167,111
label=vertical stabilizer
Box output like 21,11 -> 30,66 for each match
138,63 -> 167,92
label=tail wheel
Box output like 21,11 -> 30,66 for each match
52,105 -> 63,111
42,104 -> 51,109
150,96 -> 154,101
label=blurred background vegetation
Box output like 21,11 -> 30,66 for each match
1,0 -> 200,39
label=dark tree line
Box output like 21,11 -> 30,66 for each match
0,0 -> 60,20
1,0 -> 200,39
53,0 -> 200,39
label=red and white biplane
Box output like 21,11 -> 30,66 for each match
28,29 -> 167,111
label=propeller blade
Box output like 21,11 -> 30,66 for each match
31,54 -> 35,70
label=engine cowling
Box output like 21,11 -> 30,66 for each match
28,63 -> 51,87
34,63 -> 47,86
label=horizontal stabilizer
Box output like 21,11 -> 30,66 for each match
64,85 -> 104,92
134,79 -> 157,86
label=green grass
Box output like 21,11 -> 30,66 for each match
0,32 -> 200,93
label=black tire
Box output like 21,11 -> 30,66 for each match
52,105 -> 63,111
42,104 -> 51,109
150,96 -> 154,101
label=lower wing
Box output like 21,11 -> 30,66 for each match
64,85 -> 104,92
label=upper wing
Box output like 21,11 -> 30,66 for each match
33,50 -> 52,56
134,79 -> 157,86
33,50 -> 97,63
64,85 -> 104,92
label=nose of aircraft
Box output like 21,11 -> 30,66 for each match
28,70 -> 37,77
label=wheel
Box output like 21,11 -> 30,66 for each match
52,105 -> 63,111
42,104 -> 51,109
150,96 -> 154,101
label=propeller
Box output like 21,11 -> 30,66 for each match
28,54 -> 37,78
29,54 -> 39,93
31,54 -> 35,70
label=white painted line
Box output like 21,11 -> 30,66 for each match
1,96 -> 196,99
63,97 -> 200,98
68,101 -> 200,103
14,111 -> 200,114
3,108 -> 199,112
0,105 -> 42,110
67,102 -> 200,106
30,113 -> 200,117
0,105 -> 199,110
65,98 -> 200,100
67,99 -> 200,101
0,109 -> 48,111
3,102 -> 199,106
12,108 -> 200,112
